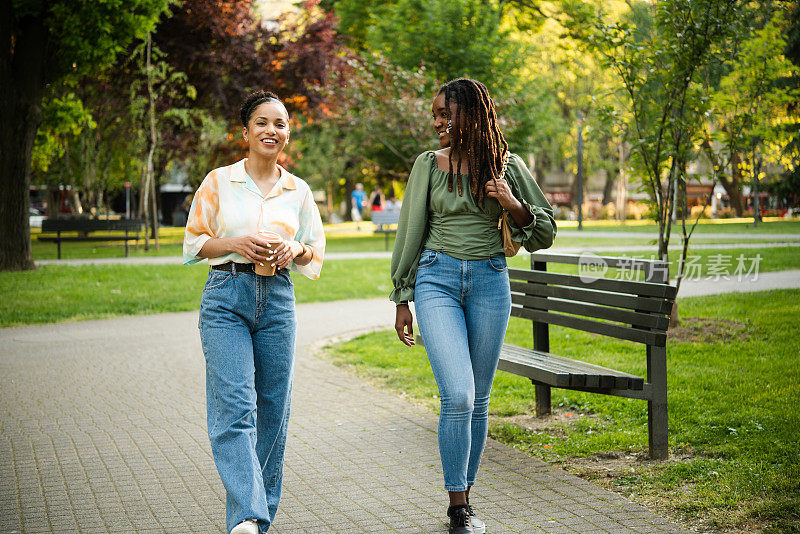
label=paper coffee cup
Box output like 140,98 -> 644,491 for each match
254,231 -> 282,276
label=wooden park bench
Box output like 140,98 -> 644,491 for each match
499,252 -> 676,459
371,210 -> 400,250
38,218 -> 144,259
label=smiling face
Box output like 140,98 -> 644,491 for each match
431,92 -> 458,149
243,101 -> 290,158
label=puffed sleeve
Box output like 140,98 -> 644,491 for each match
505,153 -> 557,252
183,172 -> 220,265
290,185 -> 326,280
390,152 -> 433,303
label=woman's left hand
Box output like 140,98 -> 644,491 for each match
269,240 -> 304,270
485,178 -> 518,211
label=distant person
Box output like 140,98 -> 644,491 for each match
369,185 -> 385,213
171,203 -> 187,227
183,90 -> 325,534
385,194 -> 400,212
351,182 -> 366,222
391,78 -> 556,534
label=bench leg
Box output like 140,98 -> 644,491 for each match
56,232 -> 62,260
534,383 -> 551,417
647,345 -> 668,459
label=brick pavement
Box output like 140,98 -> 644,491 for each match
0,299 -> 691,533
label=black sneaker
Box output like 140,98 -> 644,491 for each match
447,505 -> 474,534
467,505 -> 485,534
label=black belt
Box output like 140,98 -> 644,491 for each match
211,262 -> 256,273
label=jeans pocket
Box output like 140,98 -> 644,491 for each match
488,255 -> 507,272
417,250 -> 439,269
204,271 -> 232,291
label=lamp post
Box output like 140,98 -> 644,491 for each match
124,182 -> 131,219
576,111 -> 584,231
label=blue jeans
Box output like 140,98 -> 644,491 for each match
414,250 -> 511,491
199,267 -> 296,533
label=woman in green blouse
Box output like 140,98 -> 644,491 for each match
391,78 -> 556,534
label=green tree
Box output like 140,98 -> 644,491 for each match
711,9 -> 799,226
778,0 -> 800,210
509,4 -> 629,217
591,0 -> 745,299
1,0 -> 171,270
289,53 -> 434,218
332,0 -> 522,91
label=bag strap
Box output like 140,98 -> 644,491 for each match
498,151 -> 509,181
498,151 -> 511,218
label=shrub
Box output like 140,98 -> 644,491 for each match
690,205 -> 712,219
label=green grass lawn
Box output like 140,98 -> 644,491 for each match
3,244 -> 799,328
0,259 -> 392,327
508,245 -> 800,278
556,219 -> 800,235
29,228 -> 398,259
29,220 -> 799,260
325,290 -> 800,533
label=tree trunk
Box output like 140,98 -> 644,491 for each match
725,151 -> 747,216
616,139 -> 628,221
0,100 -> 39,270
145,31 -> 159,247
601,170 -> 615,207
0,11 -> 47,271
138,163 -> 150,250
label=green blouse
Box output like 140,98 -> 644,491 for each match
390,150 -> 557,303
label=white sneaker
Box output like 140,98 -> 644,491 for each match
231,519 -> 259,534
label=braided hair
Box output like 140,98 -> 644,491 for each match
438,78 -> 508,204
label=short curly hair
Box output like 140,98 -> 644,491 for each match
239,90 -> 287,127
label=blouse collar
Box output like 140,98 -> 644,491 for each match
230,158 -> 297,198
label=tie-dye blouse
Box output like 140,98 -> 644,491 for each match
183,158 -> 325,280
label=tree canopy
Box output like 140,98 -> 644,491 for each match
5,0 -> 798,271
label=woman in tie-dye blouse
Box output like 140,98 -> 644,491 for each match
183,90 -> 325,534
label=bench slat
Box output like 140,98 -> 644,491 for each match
502,344 -> 644,389
512,305 -> 667,346
502,346 -> 612,388
509,268 -> 677,300
41,219 -> 142,233
509,281 -> 673,314
502,345 -> 630,389
497,357 -> 573,388
500,348 -> 599,388
530,252 -> 670,283
511,293 -> 669,332
499,344 -> 644,390
37,236 -> 140,242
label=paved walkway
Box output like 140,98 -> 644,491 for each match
1,299 -> 693,533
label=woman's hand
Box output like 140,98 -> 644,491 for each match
270,240 -> 305,270
485,178 -> 534,228
395,304 -> 415,346
484,178 -> 518,211
225,234 -> 273,265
